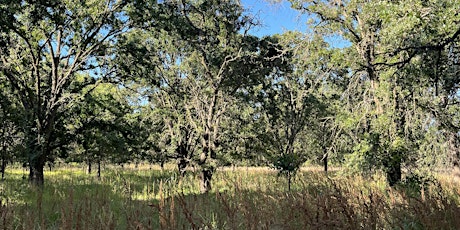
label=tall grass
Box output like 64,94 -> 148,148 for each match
0,164 -> 459,229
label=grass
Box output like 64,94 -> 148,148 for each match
0,164 -> 460,229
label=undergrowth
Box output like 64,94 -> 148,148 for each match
0,165 -> 459,229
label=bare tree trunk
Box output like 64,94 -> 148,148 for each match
1,142 -> 5,180
287,171 -> 292,192
97,160 -> 101,179
323,154 -> 328,173
1,158 -> 5,181
200,168 -> 213,193
29,164 -> 33,181
87,160 -> 92,174
322,146 -> 328,173
29,160 -> 45,186
27,141 -> 46,186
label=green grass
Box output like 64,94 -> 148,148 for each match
1,164 -> 460,229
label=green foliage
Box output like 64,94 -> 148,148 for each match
399,172 -> 437,197
251,32 -> 332,185
0,0 -> 458,192
288,0 -> 460,185
273,153 -> 304,177
0,0 -> 130,184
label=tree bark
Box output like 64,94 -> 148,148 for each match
88,160 -> 92,174
1,143 -> 6,180
323,153 -> 328,173
200,167 -> 213,193
1,158 -> 5,181
287,171 -> 292,192
97,160 -> 101,179
29,160 -> 45,186
178,159 -> 187,177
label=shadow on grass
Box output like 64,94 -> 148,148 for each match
1,168 -> 460,229
150,175 -> 460,230
0,169 -> 165,229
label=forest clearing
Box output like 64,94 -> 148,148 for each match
1,0 -> 460,228
1,164 -> 460,229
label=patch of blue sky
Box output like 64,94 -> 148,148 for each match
242,0 -> 308,37
241,0 -> 352,48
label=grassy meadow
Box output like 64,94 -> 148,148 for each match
1,164 -> 460,229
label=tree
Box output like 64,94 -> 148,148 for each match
290,0 -> 460,185
68,82 -> 135,177
254,33 -> 329,190
0,0 -> 129,185
0,81 -> 21,180
126,0 -> 266,192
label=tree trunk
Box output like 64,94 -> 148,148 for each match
28,165 -> 32,181
1,158 -> 5,181
323,152 -> 328,173
287,171 -> 292,192
178,159 -> 187,177
88,160 -> 92,174
200,168 -> 213,193
97,160 -> 101,179
1,144 -> 5,180
386,156 -> 401,187
449,133 -> 460,176
199,132 -> 216,193
29,160 -> 45,186
388,91 -> 404,186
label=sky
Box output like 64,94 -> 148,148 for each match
241,0 -> 351,48
241,0 -> 308,37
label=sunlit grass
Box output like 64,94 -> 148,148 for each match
1,164 -> 460,229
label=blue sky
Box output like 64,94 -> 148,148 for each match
241,0 -> 351,48
241,0 -> 308,37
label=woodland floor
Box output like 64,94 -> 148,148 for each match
1,164 -> 460,229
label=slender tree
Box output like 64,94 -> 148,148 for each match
255,33 -> 329,190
